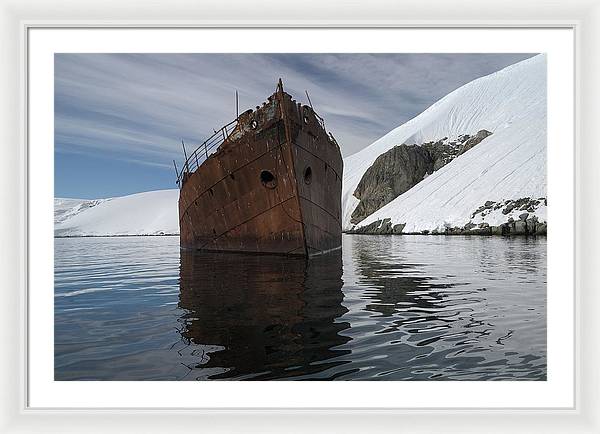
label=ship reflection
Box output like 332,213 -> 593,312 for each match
178,250 -> 352,380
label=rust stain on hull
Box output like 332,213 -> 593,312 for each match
178,81 -> 343,256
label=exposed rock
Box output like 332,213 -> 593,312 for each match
536,222 -> 547,235
502,202 -> 516,215
472,198 -> 545,223
471,227 -> 492,235
347,218 -> 396,235
491,225 -> 503,235
347,195 -> 547,237
513,220 -> 527,234
392,223 -> 406,234
464,222 -> 477,230
350,145 -> 433,224
458,129 -> 492,155
376,218 -> 393,234
349,220 -> 381,234
351,130 -> 493,224
347,216 -> 547,236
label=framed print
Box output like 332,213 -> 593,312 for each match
0,0 -> 598,433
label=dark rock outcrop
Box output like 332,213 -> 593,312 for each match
348,218 -> 398,235
347,218 -> 547,236
471,197 -> 544,220
347,196 -> 547,236
350,130 -> 492,224
457,129 -> 493,155
350,145 -> 432,224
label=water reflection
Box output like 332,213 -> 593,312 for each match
178,250 -> 352,380
54,235 -> 546,381
341,235 -> 546,380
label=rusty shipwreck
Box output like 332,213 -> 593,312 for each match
176,80 -> 343,257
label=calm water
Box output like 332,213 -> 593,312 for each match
55,235 -> 546,380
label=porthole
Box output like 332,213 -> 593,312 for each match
250,119 -> 258,129
303,115 -> 310,124
304,166 -> 312,185
260,170 -> 277,189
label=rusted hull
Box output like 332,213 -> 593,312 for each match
178,85 -> 343,256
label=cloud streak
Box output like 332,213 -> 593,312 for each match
55,53 -> 536,193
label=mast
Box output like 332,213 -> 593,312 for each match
181,139 -> 189,173
173,160 -> 180,186
305,90 -> 314,111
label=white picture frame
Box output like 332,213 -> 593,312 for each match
1,0 -> 597,432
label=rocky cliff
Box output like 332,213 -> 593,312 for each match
350,130 -> 492,224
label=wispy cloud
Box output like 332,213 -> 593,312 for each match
55,53 -> 535,168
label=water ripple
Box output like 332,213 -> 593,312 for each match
55,234 -> 546,381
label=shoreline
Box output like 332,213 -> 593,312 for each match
54,233 -> 179,239
343,232 -> 547,237
346,216 -> 547,237
54,232 -> 547,239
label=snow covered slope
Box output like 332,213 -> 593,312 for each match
55,190 -> 179,237
54,198 -> 108,225
342,54 -> 546,232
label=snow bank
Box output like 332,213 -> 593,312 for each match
54,198 -> 108,225
55,189 -> 179,237
342,54 -> 546,232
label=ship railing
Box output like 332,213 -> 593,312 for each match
176,119 -> 237,187
314,111 -> 326,130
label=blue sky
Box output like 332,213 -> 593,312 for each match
55,53 -> 535,199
